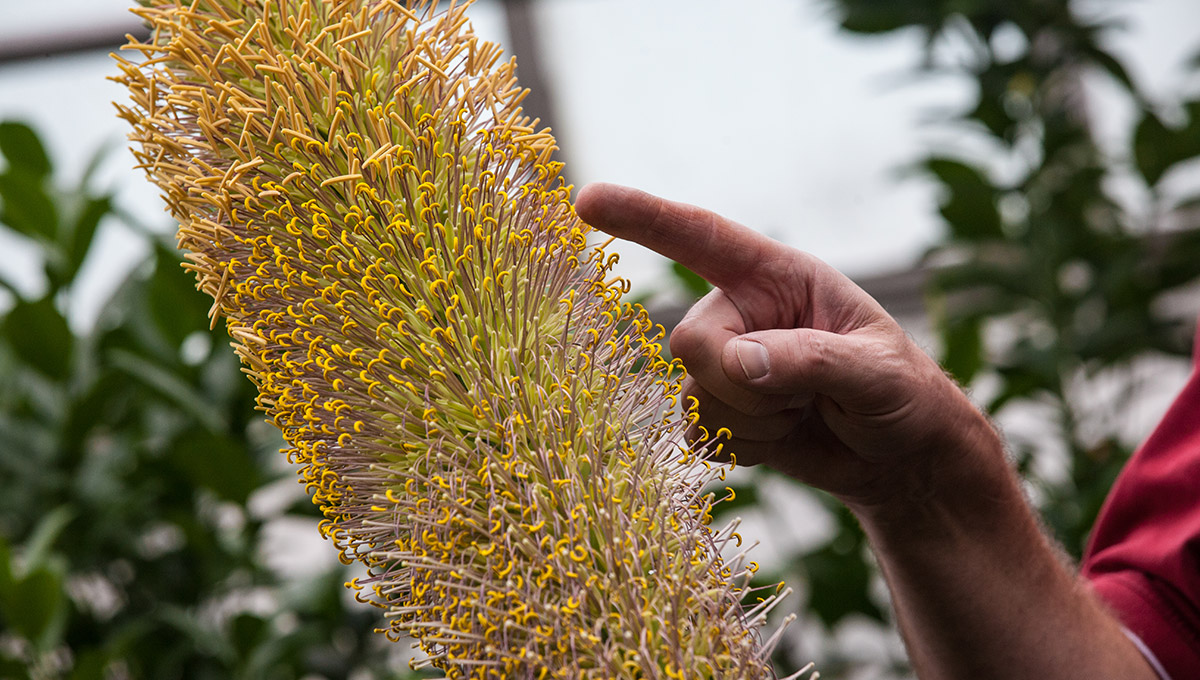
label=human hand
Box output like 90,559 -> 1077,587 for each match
578,185 -> 1162,680
575,183 -> 999,510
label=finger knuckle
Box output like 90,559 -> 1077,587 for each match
668,318 -> 706,361
800,332 -> 832,378
743,393 -> 781,417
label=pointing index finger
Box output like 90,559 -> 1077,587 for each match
575,182 -> 777,291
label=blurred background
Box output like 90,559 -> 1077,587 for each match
1,0 -> 1198,678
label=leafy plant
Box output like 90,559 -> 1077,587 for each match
871,0 -> 1200,554
0,120 -> 422,679
665,1 -> 1200,675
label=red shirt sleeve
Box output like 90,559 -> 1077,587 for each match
1082,323 -> 1200,679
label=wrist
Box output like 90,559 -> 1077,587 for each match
845,404 -> 1021,546
840,402 -> 1152,680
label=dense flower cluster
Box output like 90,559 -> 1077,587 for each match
114,1 -> 804,677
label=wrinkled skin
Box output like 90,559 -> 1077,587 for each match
575,182 -> 1160,680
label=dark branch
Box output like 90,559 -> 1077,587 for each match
0,23 -> 150,66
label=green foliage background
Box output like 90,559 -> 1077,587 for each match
0,123 -> 435,678
0,1 -> 1198,678
674,0 -> 1200,675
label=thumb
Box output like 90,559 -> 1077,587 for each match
721,328 -> 885,404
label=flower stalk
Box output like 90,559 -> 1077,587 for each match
113,1 -> 804,677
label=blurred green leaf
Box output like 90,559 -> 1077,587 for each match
0,656 -> 24,678
802,523 -> 883,627
967,89 -> 1019,142
832,0 -> 938,34
922,158 -> 1004,240
2,295 -> 73,380
21,507 -> 73,571
148,246 -> 214,349
66,195 -> 112,281
0,566 -> 65,643
58,369 -> 129,467
1075,309 -> 1150,362
670,262 -> 712,299
107,348 -> 225,432
231,613 -> 269,658
68,648 -> 109,680
1133,106 -> 1200,186
932,261 -> 1030,306
0,121 -> 52,178
167,427 -> 260,504
79,138 -> 116,189
988,360 -> 1057,412
1083,44 -> 1138,95
1133,112 -> 1176,187
0,535 -> 12,590
0,170 -> 57,242
1155,229 -> 1200,293
940,315 -> 984,384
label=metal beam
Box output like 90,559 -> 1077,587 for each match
0,23 -> 149,66
501,0 -> 569,168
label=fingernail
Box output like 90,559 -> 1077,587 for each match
735,340 -> 770,380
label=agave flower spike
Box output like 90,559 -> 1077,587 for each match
113,1 -> 808,677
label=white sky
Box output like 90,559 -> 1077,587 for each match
0,0 -> 1197,327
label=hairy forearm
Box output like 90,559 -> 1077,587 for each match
848,413 -> 1158,680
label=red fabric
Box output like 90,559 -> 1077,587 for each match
1082,323 -> 1200,679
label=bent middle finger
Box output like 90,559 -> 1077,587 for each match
687,385 -> 802,443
